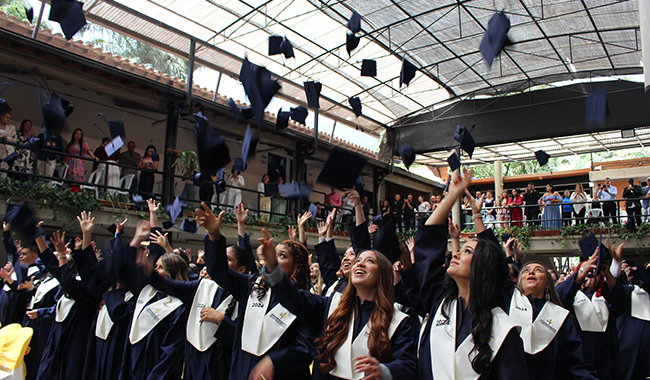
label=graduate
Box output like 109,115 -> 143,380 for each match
34,223 -> 101,380
512,261 -> 598,380
555,237 -> 629,380
616,263 -> 650,380
117,219 -> 188,380
315,209 -> 352,297
196,202 -> 314,380
415,168 -> 528,380
140,202 -> 256,380
259,187 -> 418,380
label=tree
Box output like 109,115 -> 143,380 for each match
1,0 -> 51,30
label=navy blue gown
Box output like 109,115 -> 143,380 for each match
555,271 -> 630,380
414,223 -> 529,380
36,246 -> 100,380
617,284 -> 650,380
204,234 -> 313,380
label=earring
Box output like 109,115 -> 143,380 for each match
545,288 -> 550,301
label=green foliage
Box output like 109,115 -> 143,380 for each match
1,0 -> 51,29
0,178 -> 100,229
171,151 -> 199,178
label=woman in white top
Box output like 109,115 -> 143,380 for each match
0,111 -> 17,178
257,174 -> 271,221
221,167 -> 245,207
570,184 -> 589,224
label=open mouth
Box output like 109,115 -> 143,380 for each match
354,268 -> 366,276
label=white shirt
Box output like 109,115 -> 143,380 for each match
597,185 -> 617,201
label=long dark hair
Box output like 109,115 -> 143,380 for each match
441,239 -> 510,375
315,250 -> 395,373
250,240 -> 311,300
66,128 -> 84,152
229,245 -> 252,273
19,119 -> 31,136
144,144 -> 156,157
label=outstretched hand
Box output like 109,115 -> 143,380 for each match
77,211 -> 95,235
130,220 -> 152,248
465,189 -> 485,214
147,198 -> 161,214
150,230 -> 172,253
195,202 -> 225,239
234,202 -> 248,224
298,212 -> 312,227
257,228 -> 276,270
288,225 -> 297,241
449,218 -> 461,240
50,230 -> 66,256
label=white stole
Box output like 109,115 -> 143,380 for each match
573,291 -> 609,332
95,291 -> 134,340
129,285 -> 183,344
508,290 -> 569,354
240,279 -> 296,356
631,285 -> 650,321
29,277 -> 59,309
55,295 -> 76,323
186,279 -> 234,352
328,292 -> 408,380
325,279 -> 341,297
429,299 -> 518,380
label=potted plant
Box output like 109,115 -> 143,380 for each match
169,149 -> 199,208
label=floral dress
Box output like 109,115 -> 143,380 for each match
12,134 -> 34,175
64,142 -> 92,182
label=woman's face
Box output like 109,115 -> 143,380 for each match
73,130 -> 82,141
512,189 -> 518,196
23,121 -> 32,132
226,247 -> 245,273
310,263 -> 320,282
520,263 -> 548,296
262,175 -> 269,183
340,246 -> 356,278
436,195 -> 442,203
447,240 -> 477,280
155,258 -> 167,278
147,148 -> 154,156
351,251 -> 379,289
276,243 -> 296,278
1,113 -> 10,125
487,191 -> 493,199
546,185 -> 552,192
564,190 -> 570,197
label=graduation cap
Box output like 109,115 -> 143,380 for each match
347,11 -> 361,34
346,33 -> 360,56
279,180 -> 312,199
241,124 -> 258,170
579,233 -> 598,262
42,92 -> 74,132
216,168 -> 227,194
108,120 -> 125,139
132,194 -> 144,211
2,152 -> 17,164
27,136 -> 41,152
25,6 -> 34,23
163,196 -> 183,229
151,151 -> 159,161
227,98 -> 254,122
454,125 -> 476,159
264,182 -> 280,197
304,81 -> 322,109
535,150 -> 550,166
308,203 -> 318,221
280,37 -> 295,59
361,60 -> 377,77
479,11 -> 512,69
317,148 -> 367,190
400,58 -> 417,87
48,0 -> 87,40
447,152 -> 461,172
349,97 -> 362,118
180,218 -> 198,234
373,214 -> 382,223
355,175 -> 365,199
586,89 -> 609,127
0,98 -> 10,116
269,156 -> 286,180
104,136 -> 123,157
3,203 -> 45,243
290,106 -> 309,125
193,171 -> 209,187
276,109 -> 292,131
373,222 -> 400,263
233,156 -> 246,172
269,36 -> 283,56
626,216 -> 637,233
195,114 -> 231,177
398,145 -> 415,170
594,234 -> 611,278
240,57 -> 281,126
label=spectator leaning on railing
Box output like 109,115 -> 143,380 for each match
596,177 -> 618,224
0,110 -> 17,178
35,127 -> 64,183
571,183 -> 589,225
623,178 -> 643,226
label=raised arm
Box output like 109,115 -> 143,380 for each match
297,211 -> 311,246
147,198 -> 161,228
344,189 -> 371,254
235,202 -> 258,275
465,189 -> 486,233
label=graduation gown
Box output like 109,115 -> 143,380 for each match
316,239 -> 342,296
414,223 -> 529,380
555,271 -> 630,380
204,234 -> 313,380
266,269 -> 417,380
118,244 -> 187,380
617,284 -> 650,380
36,246 -> 100,380
23,275 -> 60,380
148,273 -> 237,380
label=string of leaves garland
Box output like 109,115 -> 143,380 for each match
0,178 -> 100,229
557,222 -> 650,253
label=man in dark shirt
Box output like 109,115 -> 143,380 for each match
35,128 -> 64,183
391,193 -> 404,233
623,178 -> 644,226
523,182 -> 541,226
402,194 -> 417,231
361,195 -> 371,226
118,140 -> 141,191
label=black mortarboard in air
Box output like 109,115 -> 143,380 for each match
216,168 -> 227,194
373,221 -> 400,263
317,148 -> 367,190
25,6 -> 34,23
304,81 -> 322,109
398,145 -> 415,170
180,218 -> 198,234
2,152 -> 17,164
3,203 -> 44,242
355,175 -> 365,199
264,182 -> 280,197
193,171 -> 208,188
269,156 -> 286,180
479,11 -> 512,69
308,203 -> 318,221
151,151 -> 159,161
586,89 -> 609,127
594,234 -> 612,278
240,57 -> 281,127
195,113 -> 231,177
626,216 -> 637,233
347,11 -> 361,34
108,120 -> 125,139
163,196 -> 183,230
579,234 -> 598,262
290,106 -> 309,125
280,37 -> 295,59
269,35 -> 283,56
132,194 -> 143,211
233,157 -> 246,172
361,60 -> 377,77
49,0 -> 87,40
349,97 -> 362,118
447,152 -> 461,171
276,109 -> 291,131
42,92 -> 74,132
27,136 -> 41,152
346,33 -> 360,56
454,125 -> 476,158
279,180 -> 312,199
227,98 -> 242,120
535,150 -> 550,166
241,124 -> 258,170
400,58 -> 417,87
